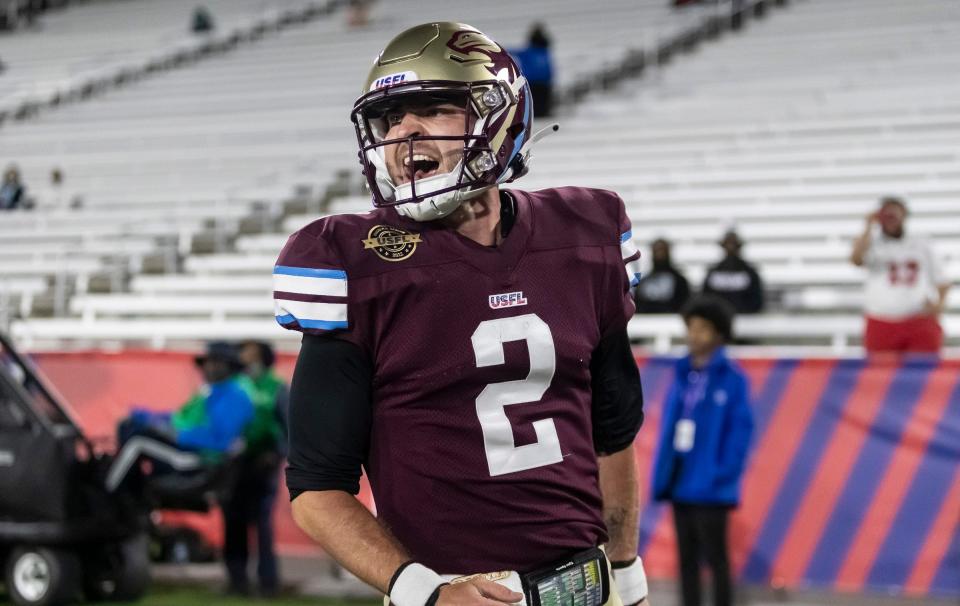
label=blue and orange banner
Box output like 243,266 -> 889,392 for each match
31,352 -> 960,598
635,356 -> 959,599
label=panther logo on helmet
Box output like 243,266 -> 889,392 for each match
446,31 -> 517,79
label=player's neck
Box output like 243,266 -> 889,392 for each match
442,188 -> 503,247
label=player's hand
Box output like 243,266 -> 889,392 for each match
866,211 -> 880,226
435,578 -> 523,605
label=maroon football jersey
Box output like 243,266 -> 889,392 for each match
273,187 -> 639,574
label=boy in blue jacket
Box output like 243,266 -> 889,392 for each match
651,296 -> 753,606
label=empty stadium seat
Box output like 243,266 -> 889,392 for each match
5,0 -> 960,352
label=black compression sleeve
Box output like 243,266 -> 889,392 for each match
286,334 -> 373,500
590,327 -> 645,456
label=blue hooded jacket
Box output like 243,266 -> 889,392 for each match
512,46 -> 553,84
652,348 -> 754,506
174,376 -> 254,453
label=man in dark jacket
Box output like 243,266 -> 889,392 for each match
702,230 -> 764,314
222,340 -> 289,596
652,296 -> 753,606
635,238 -> 691,313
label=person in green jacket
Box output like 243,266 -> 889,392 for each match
221,340 -> 288,596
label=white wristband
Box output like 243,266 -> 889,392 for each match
389,562 -> 446,606
612,556 -> 648,605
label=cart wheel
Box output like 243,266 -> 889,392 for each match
83,533 -> 151,602
5,546 -> 80,606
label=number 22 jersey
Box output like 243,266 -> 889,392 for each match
273,187 -> 639,574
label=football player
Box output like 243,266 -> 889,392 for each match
275,22 -> 650,606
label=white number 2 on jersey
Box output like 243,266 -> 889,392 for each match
471,314 -> 563,477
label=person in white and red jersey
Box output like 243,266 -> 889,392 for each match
851,197 -> 950,353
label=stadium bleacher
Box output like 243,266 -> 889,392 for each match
0,0 -> 338,119
528,0 -> 960,349
3,0 -> 959,353
1,0 -> 721,348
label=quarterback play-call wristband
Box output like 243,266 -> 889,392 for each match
389,561 -> 448,606
611,556 -> 649,605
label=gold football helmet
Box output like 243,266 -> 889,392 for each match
351,22 -> 538,221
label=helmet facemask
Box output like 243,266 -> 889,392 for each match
352,77 -> 528,221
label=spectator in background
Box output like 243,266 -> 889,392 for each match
512,23 -> 555,118
0,165 -> 25,210
47,167 -> 77,211
117,341 -> 254,461
347,0 -> 373,28
222,340 -> 289,596
702,229 -> 764,314
652,296 -> 753,606
0,0 -> 20,31
851,197 -> 949,354
635,237 -> 691,313
191,5 -> 214,34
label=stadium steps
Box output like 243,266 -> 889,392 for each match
0,0 -> 349,128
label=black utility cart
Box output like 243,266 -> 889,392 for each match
0,332 -> 150,606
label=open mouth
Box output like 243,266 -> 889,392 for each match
399,153 -> 441,184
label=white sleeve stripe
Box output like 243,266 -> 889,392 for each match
621,238 -> 639,260
273,299 -> 347,323
273,273 -> 347,297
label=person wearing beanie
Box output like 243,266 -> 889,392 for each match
651,296 -> 754,606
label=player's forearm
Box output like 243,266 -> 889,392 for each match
598,446 -> 640,561
291,490 -> 409,593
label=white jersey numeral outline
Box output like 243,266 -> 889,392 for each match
471,314 -> 562,476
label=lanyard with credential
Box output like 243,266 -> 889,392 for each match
675,369 -> 707,453
680,369 -> 708,419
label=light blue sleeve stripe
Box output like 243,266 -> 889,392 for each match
630,273 -> 642,287
275,314 -> 348,331
620,230 -> 633,243
274,265 -> 347,280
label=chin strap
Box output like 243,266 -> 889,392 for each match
506,122 -> 560,182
